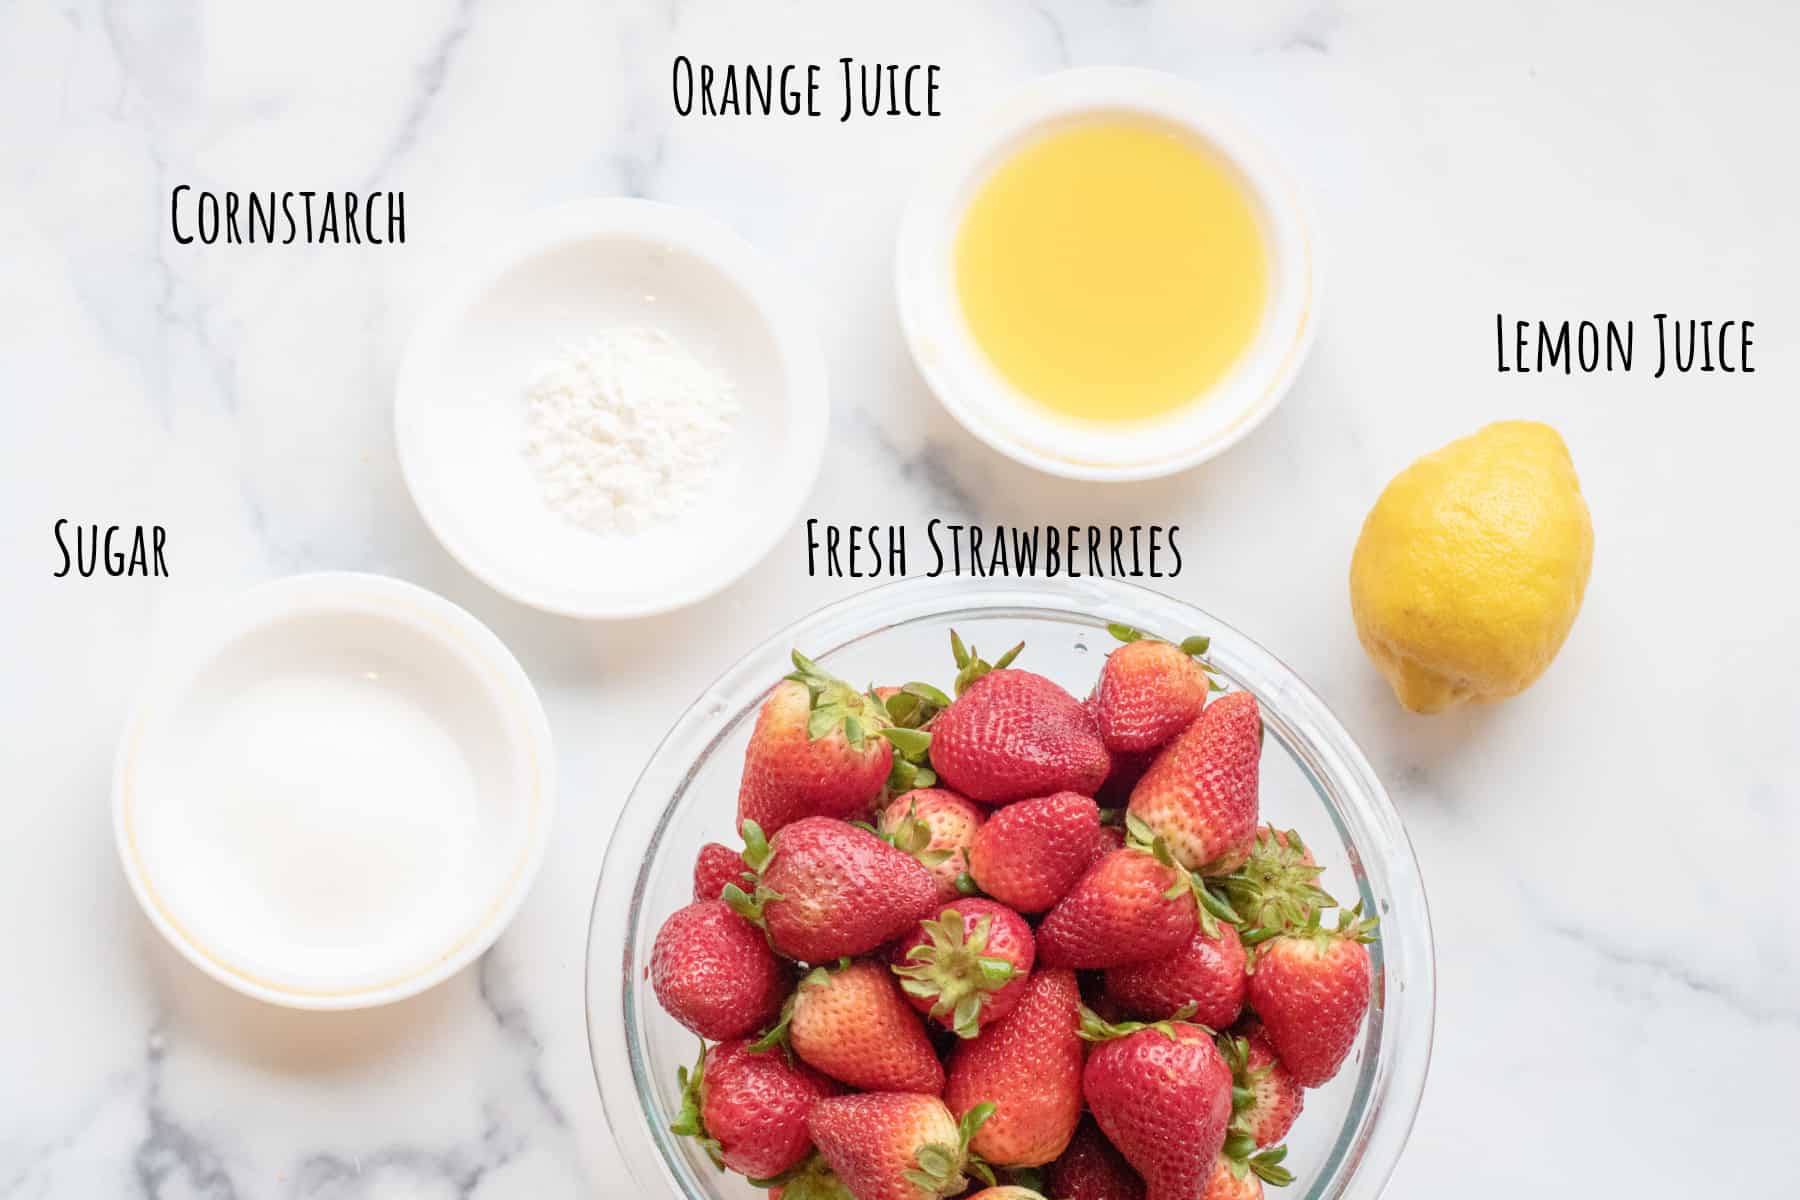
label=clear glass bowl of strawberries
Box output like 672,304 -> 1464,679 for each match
588,577 -> 1434,1200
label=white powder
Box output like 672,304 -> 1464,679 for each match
521,328 -> 739,535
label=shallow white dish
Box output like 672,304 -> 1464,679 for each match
896,67 -> 1319,481
397,197 -> 828,619
113,573 -> 554,1010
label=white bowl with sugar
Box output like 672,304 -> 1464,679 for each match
114,573 -> 554,1009
396,198 -> 828,619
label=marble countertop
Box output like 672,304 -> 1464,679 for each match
3,1 -> 1797,1196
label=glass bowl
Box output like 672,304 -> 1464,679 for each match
587,577 -> 1434,1200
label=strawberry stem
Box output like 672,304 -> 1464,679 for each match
949,630 -> 1024,696
1077,1001 -> 1203,1043
1218,827 -> 1336,938
890,909 -> 1016,1038
668,1043 -> 724,1169
749,1154 -> 855,1200
787,649 -> 890,749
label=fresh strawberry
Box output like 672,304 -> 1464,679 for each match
931,640 -> 1110,805
879,789 -> 986,903
694,841 -> 751,902
650,899 -> 791,1041
892,899 -> 1036,1037
730,818 -> 939,963
772,960 -> 946,1095
945,968 -> 1083,1167
739,651 -> 896,836
1079,1013 -> 1234,1200
1046,1117 -> 1145,1200
967,792 -> 1100,913
1126,691 -> 1262,875
1245,906 -> 1379,1087
1034,848 -> 1198,969
1217,826 -> 1334,937
1089,822 -> 1126,862
964,1189 -> 1049,1200
1200,1157 -> 1263,1200
1103,922 -> 1247,1029
669,1039 -> 837,1179
1219,1032 -> 1303,1149
1091,626 -> 1217,753
807,1092 -> 995,1200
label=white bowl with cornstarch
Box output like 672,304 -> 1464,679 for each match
397,199 -> 828,618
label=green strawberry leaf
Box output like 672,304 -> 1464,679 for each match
950,630 -> 1025,696
883,691 -> 920,723
668,1044 -> 724,1170
750,1154 -> 854,1200
958,1101 -> 996,1146
1077,1002 -> 1202,1044
891,910 -> 1014,1039
882,726 -> 933,759
903,680 -> 953,708
740,820 -> 774,874
747,989 -> 798,1055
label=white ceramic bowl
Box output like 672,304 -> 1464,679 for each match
113,573 -> 555,1010
396,198 -> 829,619
896,67 -> 1319,481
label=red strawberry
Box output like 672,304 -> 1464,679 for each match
945,968 -> 1083,1167
738,652 -> 895,836
1103,923 -> 1247,1029
650,900 -> 791,1041
1034,848 -> 1198,969
1089,823 -> 1126,862
734,818 -> 939,964
1245,907 -> 1378,1088
892,899 -> 1036,1037
879,789 -> 986,902
1047,1117 -> 1146,1200
1219,1032 -> 1303,1149
932,658 -> 1110,805
1080,1015 -> 1234,1200
1127,691 -> 1262,875
1091,627 -> 1215,753
807,1092 -> 994,1200
1217,826 -> 1335,936
778,960 -> 946,1095
967,792 -> 1101,914
1200,1157 -> 1262,1200
669,1039 -> 837,1179
694,841 -> 750,902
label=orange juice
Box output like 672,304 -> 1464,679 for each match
955,118 -> 1269,423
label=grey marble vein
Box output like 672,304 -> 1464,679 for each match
368,0 -> 480,182
133,1031 -> 240,1200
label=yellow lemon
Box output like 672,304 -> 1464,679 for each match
1350,421 -> 1593,713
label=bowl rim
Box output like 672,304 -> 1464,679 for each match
587,576 -> 1433,1199
112,571 -> 556,1010
394,196 -> 831,620
894,66 -> 1321,482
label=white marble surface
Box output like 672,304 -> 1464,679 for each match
3,1 -> 1798,1196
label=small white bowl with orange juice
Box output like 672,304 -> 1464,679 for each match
897,67 -> 1317,481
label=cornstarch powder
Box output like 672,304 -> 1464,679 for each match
521,328 -> 739,535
